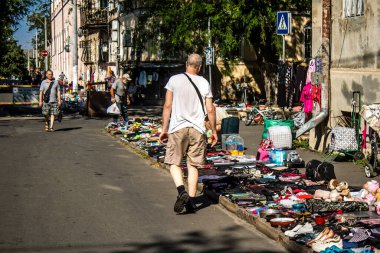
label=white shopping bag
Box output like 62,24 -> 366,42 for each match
107,103 -> 120,115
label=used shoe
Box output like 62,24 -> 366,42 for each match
185,200 -> 197,213
285,222 -> 313,237
312,235 -> 342,252
174,191 -> 189,213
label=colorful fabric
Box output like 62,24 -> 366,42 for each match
300,84 -> 313,113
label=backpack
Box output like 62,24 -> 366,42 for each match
306,159 -> 336,182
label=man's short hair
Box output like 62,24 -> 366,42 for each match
186,54 -> 203,68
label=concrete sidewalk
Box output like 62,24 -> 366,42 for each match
239,123 -> 380,187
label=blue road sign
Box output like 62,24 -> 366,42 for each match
276,11 -> 292,35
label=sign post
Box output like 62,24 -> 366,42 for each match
276,11 -> 292,62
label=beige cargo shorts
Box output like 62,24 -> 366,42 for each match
164,127 -> 207,167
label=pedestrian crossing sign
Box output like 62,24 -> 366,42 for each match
276,11 -> 292,35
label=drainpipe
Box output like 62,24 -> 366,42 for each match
296,0 -> 330,138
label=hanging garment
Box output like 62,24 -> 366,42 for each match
293,66 -> 307,104
277,62 -> 288,108
305,59 -> 316,84
138,70 -> 147,87
300,83 -> 313,113
311,84 -> 321,107
315,57 -> 322,73
152,72 -> 159,81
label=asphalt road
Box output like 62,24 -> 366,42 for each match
0,116 -> 287,253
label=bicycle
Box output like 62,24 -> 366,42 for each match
245,103 -> 282,126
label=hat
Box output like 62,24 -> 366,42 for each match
122,73 -> 132,81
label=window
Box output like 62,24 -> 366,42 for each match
304,26 -> 312,60
344,0 -> 364,18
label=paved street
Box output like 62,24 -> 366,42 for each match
0,116 -> 287,253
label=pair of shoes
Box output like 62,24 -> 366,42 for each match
312,235 -> 343,252
174,191 -> 190,213
284,222 -> 313,237
307,227 -> 334,246
48,128 -> 55,132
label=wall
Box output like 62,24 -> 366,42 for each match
285,15 -> 312,62
309,0 -> 380,151
50,0 -> 83,83
329,0 -> 380,122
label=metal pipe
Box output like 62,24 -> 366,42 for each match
296,0 -> 330,138
208,17 -> 212,89
35,30 -> 38,68
44,16 -> 48,71
72,0 -> 78,92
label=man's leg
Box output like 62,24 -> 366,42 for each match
164,129 -> 190,213
121,103 -> 129,125
186,128 -> 207,212
186,164 -> 198,198
50,114 -> 55,130
42,103 -> 49,131
44,115 -> 49,130
170,164 -> 185,187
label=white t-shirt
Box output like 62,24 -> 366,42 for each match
165,73 -> 212,134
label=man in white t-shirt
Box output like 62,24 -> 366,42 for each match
159,54 -> 218,214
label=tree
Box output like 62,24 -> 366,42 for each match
27,0 -> 51,71
0,0 -> 34,78
0,38 -> 27,79
138,0 -> 311,63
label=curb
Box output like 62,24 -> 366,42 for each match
106,131 -> 312,253
219,195 -> 312,253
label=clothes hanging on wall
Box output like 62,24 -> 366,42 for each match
300,83 -> 313,114
292,66 -> 307,105
139,70 -> 147,87
277,62 -> 288,108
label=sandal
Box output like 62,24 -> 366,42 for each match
45,124 -> 49,131
49,128 -> 55,132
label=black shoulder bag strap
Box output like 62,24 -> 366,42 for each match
183,73 -> 206,116
44,81 -> 54,103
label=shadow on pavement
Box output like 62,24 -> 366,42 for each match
54,127 -> 83,132
0,226 -> 285,253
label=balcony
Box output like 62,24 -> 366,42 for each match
80,0 -> 108,29
80,40 -> 94,65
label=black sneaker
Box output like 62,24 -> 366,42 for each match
174,191 -> 189,213
185,201 -> 197,213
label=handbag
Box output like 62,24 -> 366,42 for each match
330,127 -> 358,151
107,103 -> 121,115
43,81 -> 54,103
183,73 -> 208,120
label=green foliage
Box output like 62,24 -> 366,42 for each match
0,0 -> 34,78
139,0 -> 311,62
27,0 -> 51,51
293,139 -> 310,149
0,38 -> 27,79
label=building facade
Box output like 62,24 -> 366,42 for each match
310,0 -> 380,150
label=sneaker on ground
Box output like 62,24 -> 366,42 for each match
174,191 -> 189,213
185,200 -> 197,213
312,236 -> 343,252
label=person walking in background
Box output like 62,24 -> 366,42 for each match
159,53 -> 218,214
110,73 -> 131,125
39,70 -> 61,132
32,68 -> 42,86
